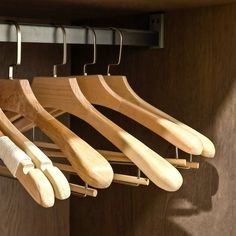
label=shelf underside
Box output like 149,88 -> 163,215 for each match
0,0 -> 235,20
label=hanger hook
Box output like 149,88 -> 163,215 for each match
107,27 -> 123,76
53,25 -> 67,77
83,26 -> 97,76
175,147 -> 179,159
8,22 -> 21,80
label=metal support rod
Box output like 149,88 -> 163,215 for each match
0,23 -> 160,47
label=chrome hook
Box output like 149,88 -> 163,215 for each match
8,22 -> 21,80
53,26 -> 67,77
107,27 -> 123,76
175,147 -> 179,159
83,26 -> 97,76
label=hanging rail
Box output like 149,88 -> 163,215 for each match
0,23 -> 161,47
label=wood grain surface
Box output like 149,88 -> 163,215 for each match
70,3 -> 236,236
0,43 -> 70,236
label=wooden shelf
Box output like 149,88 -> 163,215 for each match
0,0 -> 235,20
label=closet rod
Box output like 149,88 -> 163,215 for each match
0,23 -> 159,47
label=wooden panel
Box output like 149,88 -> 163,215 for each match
0,0 -> 235,20
70,3 -> 236,236
0,43 -> 70,236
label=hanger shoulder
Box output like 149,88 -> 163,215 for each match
32,77 -> 91,117
0,79 -> 113,189
77,75 -> 203,155
77,74 -> 122,109
105,75 -> 215,158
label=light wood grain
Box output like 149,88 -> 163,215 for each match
32,77 -> 183,191
0,109 -> 71,200
104,75 -> 215,157
76,75 -> 203,155
70,183 -> 97,197
0,79 -> 113,189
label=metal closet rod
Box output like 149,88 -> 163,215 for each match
0,23 -> 159,47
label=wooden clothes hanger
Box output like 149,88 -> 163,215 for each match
0,109 -> 71,200
32,77 -> 184,191
75,74 -> 203,155
104,75 -> 216,158
103,28 -> 215,158
0,128 -> 55,207
0,23 -> 113,189
73,28 -> 203,155
30,27 -> 183,192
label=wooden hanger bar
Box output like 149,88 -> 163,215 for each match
33,141 -> 198,169
5,109 -> 64,133
70,183 -> 97,197
53,163 -> 150,186
43,150 -> 188,168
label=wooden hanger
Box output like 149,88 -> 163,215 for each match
0,109 -> 71,200
0,165 -> 98,198
30,26 -> 183,191
0,129 -> 55,207
72,27 -> 203,155
9,112 -> 199,169
75,74 -> 203,155
0,79 -> 114,189
103,75 -> 215,158
0,23 -> 113,189
31,76 -> 183,191
103,28 -> 215,158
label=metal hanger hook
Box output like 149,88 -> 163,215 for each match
83,26 -> 97,76
8,22 -> 22,80
107,27 -> 123,76
175,147 -> 179,159
53,25 -> 67,77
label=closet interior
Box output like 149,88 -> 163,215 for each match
0,0 -> 235,236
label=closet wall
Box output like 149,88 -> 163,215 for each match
70,3 -> 236,236
0,43 -> 70,236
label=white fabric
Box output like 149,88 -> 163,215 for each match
0,136 -> 31,177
